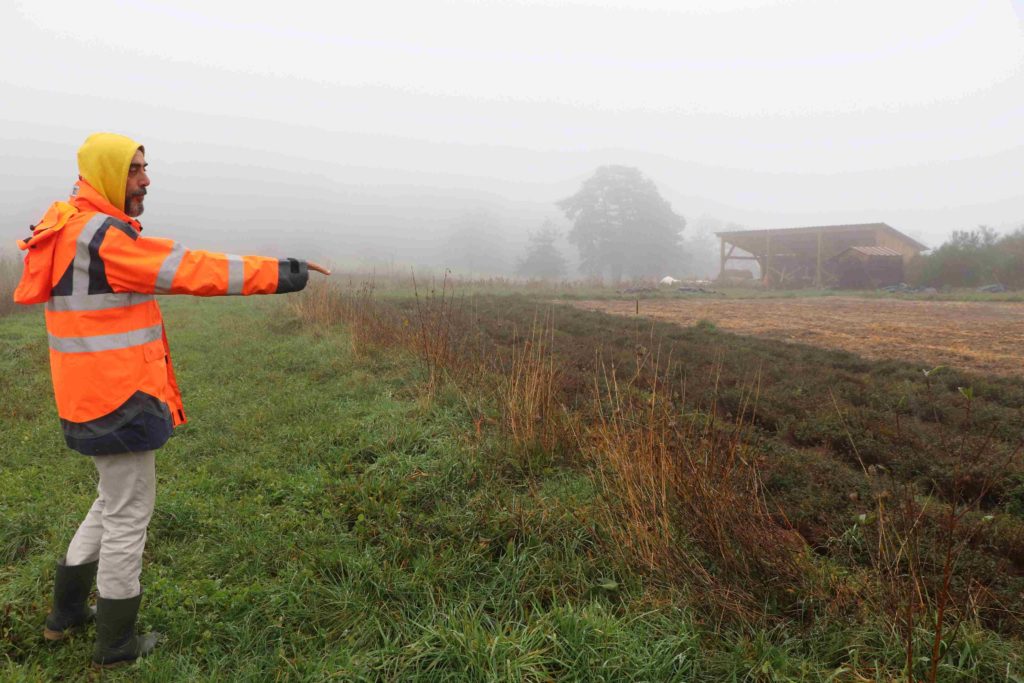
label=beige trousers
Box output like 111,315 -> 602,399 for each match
65,450 -> 156,600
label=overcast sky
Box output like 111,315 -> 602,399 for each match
2,0 -> 1023,266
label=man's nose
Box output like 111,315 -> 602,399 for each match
139,171 -> 150,187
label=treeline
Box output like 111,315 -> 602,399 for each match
910,225 -> 1024,288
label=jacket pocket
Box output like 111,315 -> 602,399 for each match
143,340 -> 166,363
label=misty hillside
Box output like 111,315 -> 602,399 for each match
5,104 -> 1024,274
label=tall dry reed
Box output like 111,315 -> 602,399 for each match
497,309 -> 563,453
290,278 -> 404,353
581,355 -> 807,614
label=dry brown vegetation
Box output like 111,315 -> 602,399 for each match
583,356 -> 808,617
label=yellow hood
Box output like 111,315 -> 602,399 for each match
77,133 -> 145,213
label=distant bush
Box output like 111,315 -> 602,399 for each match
516,224 -> 568,280
913,225 -> 1024,288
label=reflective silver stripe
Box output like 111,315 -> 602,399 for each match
48,324 -> 162,354
154,242 -> 186,294
226,254 -> 244,295
47,292 -> 154,313
71,214 -> 108,296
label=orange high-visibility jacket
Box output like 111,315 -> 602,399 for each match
14,136 -> 308,455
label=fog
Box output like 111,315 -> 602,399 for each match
3,0 -> 1024,278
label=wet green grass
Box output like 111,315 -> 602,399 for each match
1,297 -> 1021,681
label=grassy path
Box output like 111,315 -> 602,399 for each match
1,297 -> 1020,681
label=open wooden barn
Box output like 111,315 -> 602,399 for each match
715,223 -> 927,288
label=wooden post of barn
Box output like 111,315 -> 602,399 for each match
815,229 -> 823,288
719,237 -> 726,279
765,233 -> 773,286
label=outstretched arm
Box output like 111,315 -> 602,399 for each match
96,223 -> 328,296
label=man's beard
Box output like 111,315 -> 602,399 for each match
126,191 -> 146,217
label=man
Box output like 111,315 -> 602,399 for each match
13,132 -> 329,667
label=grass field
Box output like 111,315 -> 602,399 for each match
2,288 -> 1023,681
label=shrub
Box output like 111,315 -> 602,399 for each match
914,225 -> 1024,288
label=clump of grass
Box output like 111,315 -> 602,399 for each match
497,309 -> 564,456
290,278 -> 403,353
581,354 -> 807,617
410,271 -> 460,396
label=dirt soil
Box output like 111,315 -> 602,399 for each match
568,297 -> 1024,378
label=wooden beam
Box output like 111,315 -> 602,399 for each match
719,237 -> 726,279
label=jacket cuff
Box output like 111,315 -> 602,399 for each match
275,258 -> 309,294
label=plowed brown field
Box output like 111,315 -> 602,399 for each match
569,297 -> 1024,377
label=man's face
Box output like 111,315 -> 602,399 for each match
125,149 -> 149,217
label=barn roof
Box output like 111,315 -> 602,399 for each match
715,223 -> 928,253
843,246 -> 903,257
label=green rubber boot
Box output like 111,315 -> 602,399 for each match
43,557 -> 97,641
91,593 -> 160,668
